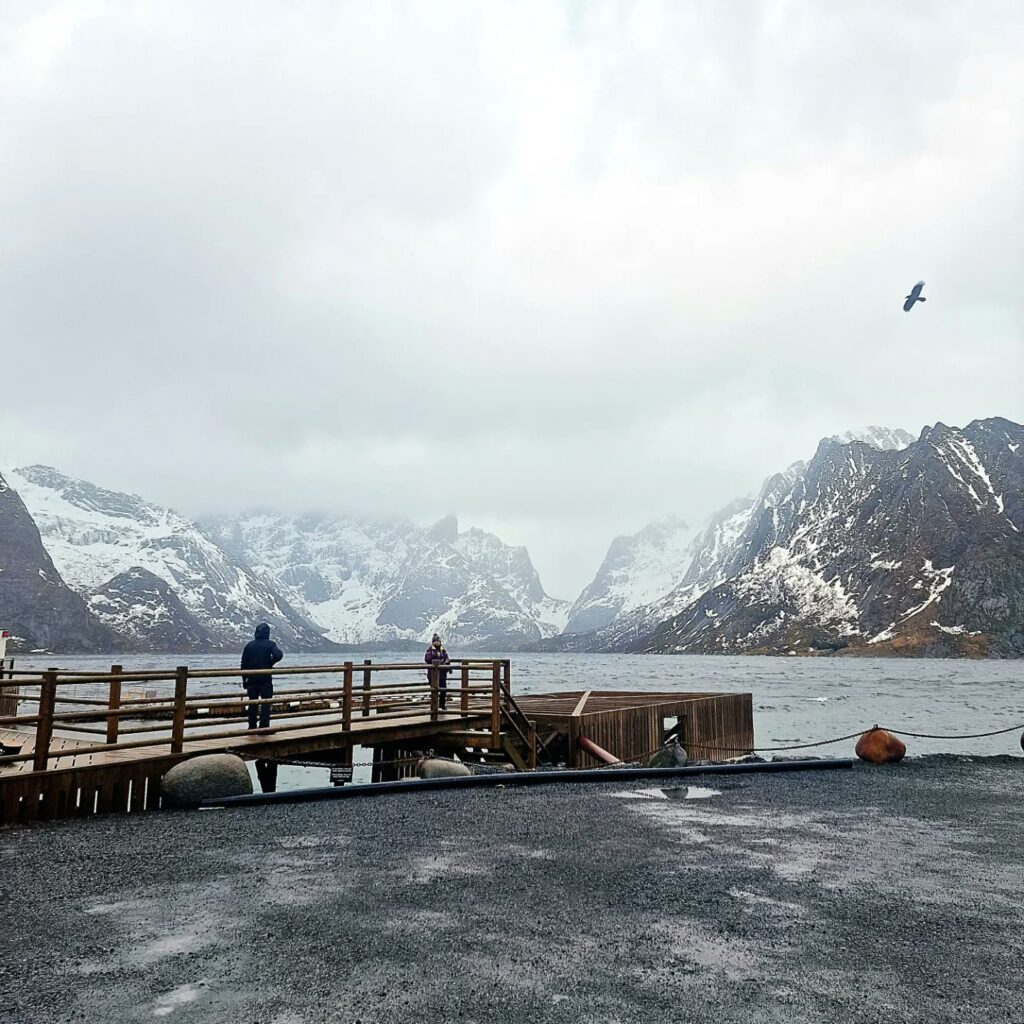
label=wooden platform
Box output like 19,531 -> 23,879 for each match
515,690 -> 754,766
0,659 -> 754,825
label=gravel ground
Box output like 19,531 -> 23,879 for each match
1,756 -> 1022,1024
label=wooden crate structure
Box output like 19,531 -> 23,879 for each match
515,690 -> 754,767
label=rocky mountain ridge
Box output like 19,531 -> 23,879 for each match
202,511 -> 569,648
538,420 -> 1023,657
2,419 -> 1020,657
0,472 -> 115,653
2,466 -> 567,652
629,418 -> 1024,656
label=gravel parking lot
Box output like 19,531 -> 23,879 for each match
1,755 -> 1022,1024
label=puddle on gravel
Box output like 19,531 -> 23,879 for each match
611,785 -> 724,801
664,786 -> 723,801
610,788 -> 669,800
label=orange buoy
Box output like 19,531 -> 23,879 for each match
855,727 -> 906,764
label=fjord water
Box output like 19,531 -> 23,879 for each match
19,651 -> 1024,758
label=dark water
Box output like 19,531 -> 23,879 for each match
14,651 -> 1023,788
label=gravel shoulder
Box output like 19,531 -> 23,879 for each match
1,755 -> 1022,1024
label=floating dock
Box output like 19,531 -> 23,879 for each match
0,658 -> 753,825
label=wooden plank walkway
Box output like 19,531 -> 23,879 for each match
0,710 -> 492,777
0,658 -> 754,825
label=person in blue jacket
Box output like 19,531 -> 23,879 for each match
240,623 -> 283,729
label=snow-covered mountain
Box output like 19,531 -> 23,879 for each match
636,418 -> 1024,656
5,418 -> 1016,658
202,512 -> 568,648
832,427 -> 916,451
7,466 -> 329,651
452,523 -> 569,636
541,421 -> 1012,656
0,471 -> 114,653
560,429 -> 916,645
562,516 -> 693,635
87,567 -> 222,652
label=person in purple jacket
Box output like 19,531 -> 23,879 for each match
424,633 -> 451,709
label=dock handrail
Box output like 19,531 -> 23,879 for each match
0,658 -> 507,772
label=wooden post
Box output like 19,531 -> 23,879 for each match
429,665 -> 439,722
0,658 -> 17,719
460,663 -> 470,715
491,661 -> 500,746
170,666 -> 188,753
361,659 -> 372,717
33,669 -> 58,773
342,662 -> 353,731
528,722 -> 537,769
502,658 -> 511,694
106,664 -> 123,745
567,716 -> 579,770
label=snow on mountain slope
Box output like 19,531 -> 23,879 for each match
0,471 -> 114,653
562,516 -> 693,634
88,567 -> 221,651
637,417 -> 1024,656
8,466 -> 328,650
833,427 -> 915,451
453,526 -> 569,636
202,513 -> 566,647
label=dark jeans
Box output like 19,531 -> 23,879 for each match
245,680 -> 273,729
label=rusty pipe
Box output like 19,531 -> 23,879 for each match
577,735 -> 622,765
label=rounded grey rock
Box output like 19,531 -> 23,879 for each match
161,753 -> 253,809
417,757 -> 472,779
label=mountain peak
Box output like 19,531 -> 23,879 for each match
427,514 -> 459,544
832,427 -> 916,451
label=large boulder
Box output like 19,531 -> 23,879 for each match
855,728 -> 906,764
647,739 -> 689,768
161,753 -> 253,808
417,757 -> 472,779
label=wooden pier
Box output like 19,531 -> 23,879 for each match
0,658 -> 753,825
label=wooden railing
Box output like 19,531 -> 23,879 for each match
0,659 -> 510,773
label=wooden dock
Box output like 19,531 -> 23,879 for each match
0,658 -> 753,825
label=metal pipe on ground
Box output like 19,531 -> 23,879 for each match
200,758 -> 855,810
577,735 -> 622,765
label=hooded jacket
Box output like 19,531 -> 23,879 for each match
241,623 -> 283,688
424,640 -> 450,682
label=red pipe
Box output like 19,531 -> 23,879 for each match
578,735 -> 622,766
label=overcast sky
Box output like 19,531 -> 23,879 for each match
2,1 -> 1022,599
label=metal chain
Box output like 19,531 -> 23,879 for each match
240,719 -> 1024,776
606,720 -> 1024,770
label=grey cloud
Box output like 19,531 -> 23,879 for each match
1,1 -> 1022,598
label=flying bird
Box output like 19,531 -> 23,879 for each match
903,280 -> 926,312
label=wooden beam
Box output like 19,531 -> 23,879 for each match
571,690 -> 592,717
